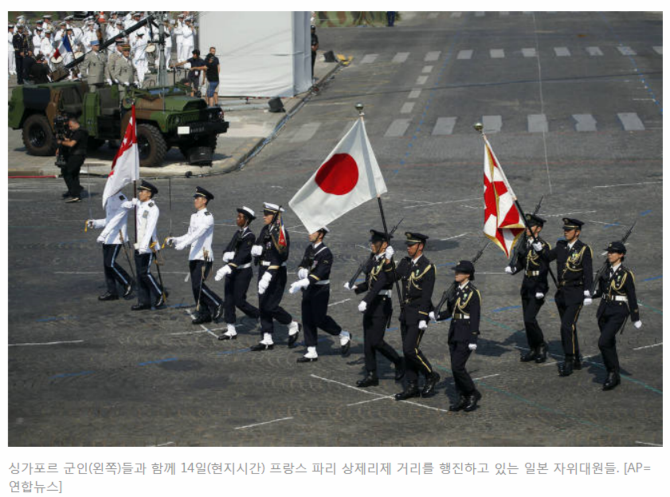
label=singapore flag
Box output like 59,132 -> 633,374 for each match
102,105 -> 139,208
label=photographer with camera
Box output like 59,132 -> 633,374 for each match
171,48 -> 206,98
55,116 -> 89,203
204,47 -> 220,107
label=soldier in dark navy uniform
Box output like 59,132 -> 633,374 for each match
505,214 -> 551,363
387,232 -> 439,400
215,206 -> 260,340
346,229 -> 404,387
538,218 -> 593,376
437,260 -> 482,412
288,227 -> 351,363
249,203 -> 301,351
593,241 -> 642,390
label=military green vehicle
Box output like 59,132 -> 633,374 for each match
7,14 -> 229,167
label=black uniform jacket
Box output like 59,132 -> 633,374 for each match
225,227 -> 255,273
388,255 -> 435,324
256,224 -> 290,277
298,243 -> 333,284
355,255 -> 394,306
593,264 -> 640,322
543,238 -> 593,305
510,237 -> 551,296
446,281 -> 482,345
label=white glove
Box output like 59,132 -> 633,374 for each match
583,297 -> 592,306
87,220 -> 95,229
223,251 -> 235,262
258,272 -> 272,295
385,246 -> 395,259
535,292 -> 545,299
96,235 -> 105,244
174,242 -> 186,251
505,266 -> 514,275
633,321 -> 642,329
532,242 -> 543,252
121,198 -> 139,209
343,282 -> 356,291
165,237 -> 175,247
138,246 -> 151,255
124,82 -> 130,87
289,278 -> 310,294
468,343 -> 478,351
298,268 -> 309,280
358,301 -> 367,313
429,311 -> 436,322
106,78 -> 112,85
215,265 -> 232,281
418,320 -> 427,330
251,245 -> 263,257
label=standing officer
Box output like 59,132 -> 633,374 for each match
32,26 -> 43,57
538,218 -> 593,377
288,227 -> 351,363
436,261 -> 482,412
593,241 -> 642,390
123,181 -> 166,310
310,25 -> 318,81
80,39 -> 106,92
87,190 -> 133,301
249,203 -> 301,351
167,187 -> 223,325
215,206 -> 260,340
106,39 -> 124,86
346,230 -> 404,387
388,232 -> 440,400
12,24 -> 28,84
112,44 -> 137,101
505,214 -> 551,363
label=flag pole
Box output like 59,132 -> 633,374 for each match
356,102 -> 405,312
474,123 -> 557,287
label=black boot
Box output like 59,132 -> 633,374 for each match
573,355 -> 583,370
356,371 -> 379,388
421,372 -> 440,397
98,292 -> 119,301
535,343 -> 548,363
192,314 -> 212,325
250,342 -> 274,351
520,348 -> 538,362
131,303 -> 151,311
394,358 -> 406,382
463,390 -> 482,412
558,358 -> 574,377
123,283 -> 133,298
213,303 -> 224,321
602,371 -> 621,391
449,395 -> 467,412
394,381 -> 420,401
287,323 -> 302,348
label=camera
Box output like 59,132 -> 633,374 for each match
54,115 -> 71,167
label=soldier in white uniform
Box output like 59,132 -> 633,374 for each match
106,19 -> 123,55
167,187 -> 224,325
32,27 -> 42,57
40,29 -> 55,71
8,24 -> 16,76
87,191 -> 133,301
174,14 -> 185,63
180,17 -> 195,64
162,19 -> 173,68
131,31 -> 148,87
122,180 -> 166,311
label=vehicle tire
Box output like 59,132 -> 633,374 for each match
22,114 -> 57,156
136,123 -> 167,167
87,138 -> 106,152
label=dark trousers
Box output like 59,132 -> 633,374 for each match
102,244 -> 131,295
189,260 -> 222,316
259,266 -> 292,335
302,285 -> 342,347
555,291 -> 583,359
363,297 -> 399,372
598,309 -> 627,373
224,268 -> 259,324
449,340 -> 475,396
386,11 -> 396,26
400,320 -> 433,383
522,294 -> 546,349
134,251 -> 163,306
15,53 -> 24,83
62,154 -> 85,197
311,51 -> 316,78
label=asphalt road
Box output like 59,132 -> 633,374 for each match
8,11 -> 663,447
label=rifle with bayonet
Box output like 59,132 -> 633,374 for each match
347,217 -> 404,288
509,195 -> 544,269
254,206 -> 283,266
434,241 -> 490,319
590,220 -> 637,296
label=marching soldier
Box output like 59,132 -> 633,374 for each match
345,229 -> 403,387
593,241 -> 642,390
80,39 -> 106,92
288,227 -> 351,363
167,187 -> 223,325
214,206 -> 260,340
86,190 -> 133,301
111,44 -> 137,101
122,180 -> 166,311
537,218 -> 593,377
388,232 -> 440,400
436,261 -> 482,412
249,203 -> 301,351
505,214 -> 551,363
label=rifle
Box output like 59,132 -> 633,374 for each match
254,206 -> 283,266
118,231 -> 137,287
590,220 -> 637,295
150,241 -> 167,304
196,250 -> 209,312
347,217 -> 404,288
434,241 -> 490,319
509,195 -> 543,269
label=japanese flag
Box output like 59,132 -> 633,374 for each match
289,119 -> 387,234
102,105 -> 140,208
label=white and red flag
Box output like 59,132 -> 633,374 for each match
102,105 -> 140,208
482,136 -> 525,257
289,119 -> 387,234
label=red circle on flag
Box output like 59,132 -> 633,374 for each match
315,153 -> 359,195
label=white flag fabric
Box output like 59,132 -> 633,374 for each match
102,105 -> 139,208
289,119 -> 387,234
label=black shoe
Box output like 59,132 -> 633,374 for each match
62,191 -> 72,198
154,291 -> 169,308
535,343 -> 548,363
520,348 -> 539,362
217,333 -> 237,341
65,197 -> 81,203
123,283 -> 133,298
573,355 -> 583,370
394,382 -> 420,401
394,359 -> 406,382
558,359 -> 574,377
421,373 -> 441,397
340,333 -> 352,356
449,395 -> 467,412
463,390 -> 482,412
213,303 -> 224,321
296,356 -> 318,363
356,372 -> 379,388
603,372 -> 621,391
131,303 -> 151,311
287,322 -> 301,348
250,343 -> 274,352
192,314 -> 212,325
98,292 -> 119,301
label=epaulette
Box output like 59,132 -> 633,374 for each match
557,239 -> 567,246
119,195 -> 125,200
148,201 -> 154,207
204,211 -> 211,216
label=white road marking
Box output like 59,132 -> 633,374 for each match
290,122 -> 322,142
482,115 -> 502,133
425,51 -> 441,61
522,48 -> 537,57
450,12 -> 462,18
490,49 -> 505,58
473,374 -> 500,381
617,112 -> 645,131
328,299 -> 351,307
404,196 -> 481,210
416,75 -> 429,85
422,65 -> 434,73
652,46 -> 662,55
554,47 -> 571,57
457,50 -> 473,60
439,232 -> 470,241
593,181 -> 661,189
586,46 -> 604,56
528,114 -> 548,133
360,54 -> 378,64
9,340 -> 85,347
573,114 -> 597,132
635,441 -> 662,447
235,417 -> 294,430
347,396 -> 395,407
431,117 -> 457,135
408,89 -> 422,99
384,119 -> 411,137
617,46 -> 637,56
400,102 -> 415,114
392,52 -> 410,63
633,343 -> 662,351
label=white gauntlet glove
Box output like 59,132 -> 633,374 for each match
535,292 -> 545,299
258,272 -> 272,294
505,266 -> 514,275
344,282 -> 356,291
429,311 -> 436,322
251,245 -> 263,257
532,242 -> 543,252
358,301 -> 367,313
215,265 -> 232,281
298,268 -> 309,280
418,320 -> 428,330
289,278 -> 310,294
583,290 -> 592,306
384,246 -> 394,259
468,343 -> 478,351
223,251 -> 235,262
633,321 -> 642,329
96,235 -> 105,244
